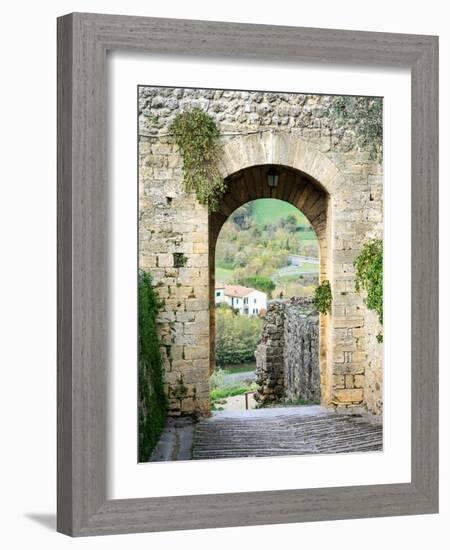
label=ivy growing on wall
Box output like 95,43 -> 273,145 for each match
138,270 -> 167,462
354,239 -> 383,342
170,108 -> 226,212
328,96 -> 383,159
314,280 -> 332,314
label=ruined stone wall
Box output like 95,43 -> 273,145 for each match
254,302 -> 285,404
284,299 -> 320,403
139,86 -> 383,415
255,298 -> 319,404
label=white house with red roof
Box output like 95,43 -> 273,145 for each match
215,283 -> 267,316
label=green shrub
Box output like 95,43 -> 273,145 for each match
328,96 -> 383,159
215,307 -> 262,365
236,275 -> 276,298
210,385 -> 255,401
209,366 -> 225,391
354,239 -> 383,341
138,270 -> 168,462
170,108 -> 226,212
314,280 -> 332,314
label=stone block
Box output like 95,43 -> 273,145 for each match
193,242 -> 208,254
174,334 -> 194,346
184,322 -> 209,336
193,310 -> 209,324
171,359 -> 192,370
175,311 -> 196,323
180,368 -> 209,384
164,298 -> 185,312
184,345 -> 209,360
352,351 -> 368,363
157,310 -> 176,323
192,358 -> 210,372
187,254 -> 208,268
185,298 -> 209,311
333,317 -> 364,329
333,362 -> 365,375
191,285 -> 209,300
332,303 -> 345,317
177,267 -> 205,285
157,253 -> 173,267
151,143 -> 173,155
190,231 -> 209,243
174,241 -> 194,254
333,388 -> 363,404
170,346 -> 184,361
333,375 -> 345,388
344,374 -> 354,388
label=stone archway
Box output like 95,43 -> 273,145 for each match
209,132 -> 338,405
140,123 -> 382,417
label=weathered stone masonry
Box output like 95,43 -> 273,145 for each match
255,298 -> 320,405
139,87 -> 383,416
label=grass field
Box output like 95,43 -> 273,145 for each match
252,199 -> 310,228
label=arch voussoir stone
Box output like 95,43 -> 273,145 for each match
220,131 -> 342,197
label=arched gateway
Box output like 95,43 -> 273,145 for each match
210,132 -> 337,404
139,130 -> 383,417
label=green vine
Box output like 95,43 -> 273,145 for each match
170,108 -> 226,212
328,96 -> 383,159
138,270 -> 168,461
354,239 -> 383,342
314,280 -> 332,314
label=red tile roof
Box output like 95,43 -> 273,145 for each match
216,284 -> 257,298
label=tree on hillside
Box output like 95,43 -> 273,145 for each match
237,275 -> 276,297
215,306 -> 263,365
231,202 -> 253,229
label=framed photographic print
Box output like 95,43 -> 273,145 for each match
57,13 -> 438,536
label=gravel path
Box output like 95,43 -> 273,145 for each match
217,393 -> 257,411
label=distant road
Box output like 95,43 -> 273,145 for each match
271,263 -> 319,282
287,254 -> 319,265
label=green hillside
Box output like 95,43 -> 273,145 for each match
251,199 -> 310,228
215,198 -> 319,299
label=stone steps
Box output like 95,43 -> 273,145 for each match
192,407 -> 382,460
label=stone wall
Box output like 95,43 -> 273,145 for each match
139,135 -> 211,415
254,302 -> 285,404
363,309 -> 383,415
255,298 -> 319,405
139,86 -> 384,416
284,299 -> 320,403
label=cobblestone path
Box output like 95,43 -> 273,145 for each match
192,405 -> 382,460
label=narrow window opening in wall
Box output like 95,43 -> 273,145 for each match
173,252 -> 187,268
166,196 -> 173,205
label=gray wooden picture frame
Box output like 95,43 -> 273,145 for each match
57,12 -> 439,537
